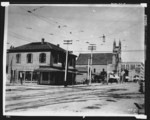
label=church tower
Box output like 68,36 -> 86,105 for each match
119,40 -> 121,52
119,40 -> 122,62
112,40 -> 122,74
113,40 -> 116,52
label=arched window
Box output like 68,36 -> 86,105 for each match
27,53 -> 33,63
16,54 -> 21,63
39,53 -> 46,63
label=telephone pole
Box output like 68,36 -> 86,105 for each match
63,40 -> 72,87
88,44 -> 96,85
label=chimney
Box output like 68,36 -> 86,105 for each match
57,44 -> 60,47
41,38 -> 45,44
10,45 -> 14,49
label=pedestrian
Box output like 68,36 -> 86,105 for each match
20,72 -> 23,85
120,69 -> 125,83
100,68 -> 107,84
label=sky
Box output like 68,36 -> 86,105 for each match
6,4 -> 146,63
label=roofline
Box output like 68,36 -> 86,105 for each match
7,49 -> 52,53
76,63 -> 110,65
121,62 -> 144,64
78,53 -> 113,55
7,49 -> 77,57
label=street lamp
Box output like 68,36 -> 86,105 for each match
88,44 -> 96,85
63,40 -> 72,87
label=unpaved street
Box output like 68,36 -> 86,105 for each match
5,82 -> 144,116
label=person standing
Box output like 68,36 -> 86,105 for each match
20,72 -> 23,85
120,69 -> 125,83
100,69 -> 107,84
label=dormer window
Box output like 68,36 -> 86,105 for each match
27,53 -> 33,63
39,53 -> 46,63
16,54 -> 21,63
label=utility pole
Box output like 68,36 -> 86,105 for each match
88,44 -> 96,85
87,58 -> 90,82
63,40 -> 72,87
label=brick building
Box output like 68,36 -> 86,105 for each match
7,38 -> 77,85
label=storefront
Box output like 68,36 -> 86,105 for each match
35,67 -> 77,85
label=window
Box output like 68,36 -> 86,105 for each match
32,72 -> 39,81
94,68 -> 96,73
25,71 -> 32,81
42,72 -> 49,81
54,53 -> 58,63
39,53 -> 46,63
68,57 -> 73,66
130,64 -> 135,70
53,53 -> 61,64
16,54 -> 21,63
27,53 -> 33,63
126,65 -> 129,70
121,64 -> 125,70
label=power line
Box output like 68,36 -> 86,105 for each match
8,30 -> 38,42
19,6 -> 143,41
20,7 -> 73,38
70,50 -> 145,52
10,6 -> 144,47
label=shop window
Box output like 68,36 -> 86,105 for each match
16,54 -> 21,63
25,71 -> 32,81
27,53 -> 33,63
39,53 -> 46,63
32,72 -> 39,81
42,72 -> 48,81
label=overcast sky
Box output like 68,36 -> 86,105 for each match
6,4 -> 145,63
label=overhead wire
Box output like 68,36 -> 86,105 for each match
19,6 -> 143,42
8,30 -> 38,42
71,49 -> 145,53
19,7 -> 72,39
9,6 -> 144,54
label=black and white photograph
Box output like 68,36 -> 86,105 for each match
3,3 -> 146,117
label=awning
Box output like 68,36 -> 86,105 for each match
34,67 -> 63,72
34,67 -> 78,74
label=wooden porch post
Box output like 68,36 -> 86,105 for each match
31,71 -> 33,83
48,72 -> 50,84
23,71 -> 25,83
40,72 -> 42,84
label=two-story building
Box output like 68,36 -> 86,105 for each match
7,38 -> 77,85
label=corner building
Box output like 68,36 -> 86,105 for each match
7,39 -> 77,85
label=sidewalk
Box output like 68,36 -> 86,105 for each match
5,82 -> 107,91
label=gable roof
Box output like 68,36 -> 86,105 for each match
76,53 -> 113,65
8,42 -> 66,53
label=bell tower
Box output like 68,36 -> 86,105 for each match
113,40 -> 116,52
119,40 -> 121,52
112,40 -> 122,74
